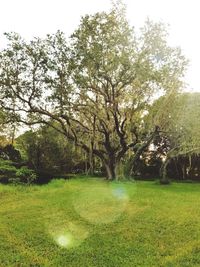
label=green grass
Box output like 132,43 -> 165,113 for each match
0,178 -> 200,266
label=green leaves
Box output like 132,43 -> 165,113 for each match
149,92 -> 200,158
0,3 -> 188,179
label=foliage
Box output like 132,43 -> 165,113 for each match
0,160 -> 17,182
0,109 -> 18,144
169,93 -> 200,155
0,158 -> 36,185
0,144 -> 21,162
0,144 -> 22,183
146,92 -> 200,182
16,125 -> 84,181
15,166 -> 37,185
148,92 -> 200,155
167,154 -> 200,180
0,4 -> 188,179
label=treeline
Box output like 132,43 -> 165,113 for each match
0,117 -> 200,184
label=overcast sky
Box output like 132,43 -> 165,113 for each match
0,0 -> 199,92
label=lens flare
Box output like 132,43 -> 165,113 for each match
111,186 -> 129,200
48,221 -> 89,248
73,182 -> 129,224
57,234 -> 72,248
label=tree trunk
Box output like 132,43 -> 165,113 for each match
115,160 -> 125,180
104,163 -> 116,180
129,126 -> 160,177
182,164 -> 186,180
104,159 -> 126,180
160,158 -> 170,184
11,125 -> 16,145
88,149 -> 95,175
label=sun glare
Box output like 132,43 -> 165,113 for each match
56,234 -> 72,248
48,221 -> 89,249
112,186 -> 129,200
73,182 -> 131,224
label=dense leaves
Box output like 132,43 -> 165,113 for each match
0,4 -> 187,179
16,125 -> 85,181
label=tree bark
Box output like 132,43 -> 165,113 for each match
88,148 -> 95,175
103,157 -> 126,180
160,158 -> 170,184
115,160 -> 126,180
104,162 -> 116,180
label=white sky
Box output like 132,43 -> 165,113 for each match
0,0 -> 199,92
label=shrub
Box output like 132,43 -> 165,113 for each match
7,177 -> 21,185
0,159 -> 37,185
16,167 -> 37,185
0,160 -> 17,183
0,164 -> 17,175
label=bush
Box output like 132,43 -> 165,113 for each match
0,164 -> 17,175
7,177 -> 21,185
16,167 -> 37,185
0,160 -> 17,183
0,160 -> 36,185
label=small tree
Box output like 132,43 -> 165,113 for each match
16,125 -> 84,177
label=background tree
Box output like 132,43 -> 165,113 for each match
16,124 -> 84,182
148,92 -> 200,183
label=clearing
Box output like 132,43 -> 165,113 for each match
0,178 -> 200,266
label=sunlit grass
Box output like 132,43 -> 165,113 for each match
0,178 -> 200,266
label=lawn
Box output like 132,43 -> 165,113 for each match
0,178 -> 200,267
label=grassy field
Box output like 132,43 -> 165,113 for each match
0,178 -> 200,267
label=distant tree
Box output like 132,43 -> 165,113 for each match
167,154 -> 200,181
0,144 -> 21,162
129,133 -> 171,179
0,4 -> 187,180
148,92 -> 200,183
16,124 -> 83,180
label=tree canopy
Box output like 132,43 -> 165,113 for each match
0,4 -> 188,180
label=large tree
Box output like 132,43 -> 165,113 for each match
0,5 -> 187,179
